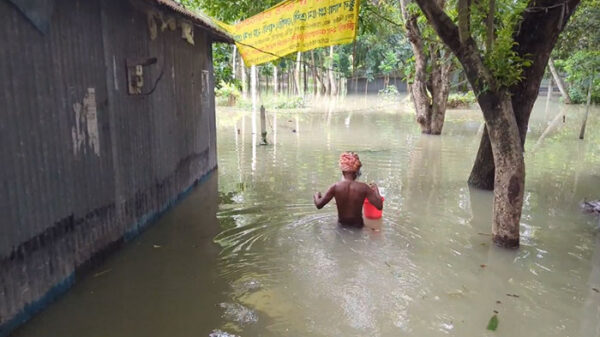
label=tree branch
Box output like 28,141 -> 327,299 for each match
486,0 -> 495,50
412,0 -> 462,55
414,0 -> 495,94
510,0 -> 581,143
457,0 -> 471,44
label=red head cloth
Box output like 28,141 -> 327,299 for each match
339,152 -> 362,172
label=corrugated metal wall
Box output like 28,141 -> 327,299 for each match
0,0 -> 217,334
347,76 -> 408,95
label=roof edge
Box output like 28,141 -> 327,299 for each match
147,0 -> 234,43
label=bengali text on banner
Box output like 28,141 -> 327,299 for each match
217,0 -> 360,66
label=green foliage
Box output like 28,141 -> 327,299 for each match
378,85 -> 400,100
483,28 -> 532,88
213,43 -> 236,89
273,95 -> 305,109
562,51 -> 600,104
478,0 -> 531,89
238,95 -> 305,110
551,0 -> 599,104
447,91 -> 476,108
379,51 -> 399,75
554,0 -> 600,60
215,81 -> 241,106
182,0 -> 281,21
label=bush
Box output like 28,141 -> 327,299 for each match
215,81 -> 241,106
237,94 -> 306,110
273,95 -> 305,109
562,51 -> 600,104
378,85 -> 400,101
447,91 -> 476,108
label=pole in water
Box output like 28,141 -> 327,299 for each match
579,72 -> 594,140
260,105 -> 268,145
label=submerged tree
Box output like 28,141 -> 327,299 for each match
400,0 -> 454,135
414,0 -> 580,247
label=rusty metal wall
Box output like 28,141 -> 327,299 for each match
0,0 -> 217,334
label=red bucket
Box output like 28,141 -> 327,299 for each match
363,196 -> 384,219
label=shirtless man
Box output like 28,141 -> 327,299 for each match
313,152 -> 383,228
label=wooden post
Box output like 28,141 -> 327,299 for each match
579,72 -> 595,140
544,77 -> 553,118
549,57 -> 572,104
260,105 -> 268,144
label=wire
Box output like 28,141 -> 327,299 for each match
141,67 -> 165,96
364,6 -> 404,29
233,39 -> 347,75
523,1 -> 568,12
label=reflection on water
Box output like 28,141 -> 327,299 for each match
214,97 -> 600,337
11,97 -> 600,337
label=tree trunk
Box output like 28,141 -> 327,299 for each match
467,0 -> 580,190
480,91 -> 524,248
295,52 -> 302,96
304,62 -> 308,94
328,46 -> 337,96
311,50 -> 318,96
232,45 -> 237,79
401,0 -> 433,134
545,77 -> 553,118
429,50 -> 452,134
273,65 -> 278,95
364,79 -> 368,96
468,127 -> 496,190
486,0 -> 495,51
265,73 -> 270,93
548,57 -> 572,104
251,65 -> 257,134
241,58 -> 247,99
323,68 -> 330,96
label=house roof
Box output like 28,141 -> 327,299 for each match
148,0 -> 234,43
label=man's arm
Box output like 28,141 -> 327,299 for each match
366,183 -> 383,210
314,184 -> 335,209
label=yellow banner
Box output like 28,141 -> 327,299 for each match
218,0 -> 360,66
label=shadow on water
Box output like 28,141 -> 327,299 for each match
11,97 -> 600,337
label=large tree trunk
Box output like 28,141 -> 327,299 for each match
479,91 -> 524,248
414,0 -> 580,248
468,0 -> 580,190
429,49 -> 452,134
401,0 -> 433,133
468,127 -> 495,189
548,57 -> 572,104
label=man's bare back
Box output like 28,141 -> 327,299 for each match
313,152 -> 382,228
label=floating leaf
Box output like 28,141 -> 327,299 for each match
486,314 -> 499,331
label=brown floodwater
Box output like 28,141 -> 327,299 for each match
11,96 -> 600,337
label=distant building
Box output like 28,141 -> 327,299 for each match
0,1 -> 232,335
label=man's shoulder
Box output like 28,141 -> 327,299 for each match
351,181 -> 370,189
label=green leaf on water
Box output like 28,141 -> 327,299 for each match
486,314 -> 499,331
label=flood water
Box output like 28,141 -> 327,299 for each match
12,96 -> 600,337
